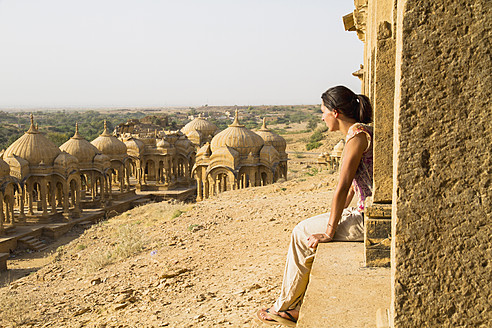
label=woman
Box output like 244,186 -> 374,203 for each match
257,85 -> 373,327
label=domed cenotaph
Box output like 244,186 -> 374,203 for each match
60,123 -> 113,207
0,156 -> 20,234
181,114 -> 218,148
91,121 -> 130,194
192,111 -> 288,201
2,115 -> 82,222
121,129 -> 196,191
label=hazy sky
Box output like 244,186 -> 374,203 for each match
0,0 -> 362,108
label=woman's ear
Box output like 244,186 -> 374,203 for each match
334,110 -> 339,118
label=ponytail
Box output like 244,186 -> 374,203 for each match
356,94 -> 373,124
321,86 -> 373,124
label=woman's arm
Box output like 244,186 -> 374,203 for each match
344,185 -> 355,208
307,133 -> 368,248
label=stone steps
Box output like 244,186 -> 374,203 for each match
4,226 -> 16,235
18,236 -> 48,252
76,221 -> 93,229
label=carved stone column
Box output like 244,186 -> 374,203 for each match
41,180 -> 48,217
0,195 -> 4,235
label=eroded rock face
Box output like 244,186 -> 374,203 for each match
391,0 -> 491,326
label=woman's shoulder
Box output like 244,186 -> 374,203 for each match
346,123 -> 373,153
346,123 -> 373,142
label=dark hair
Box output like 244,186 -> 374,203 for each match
321,86 -> 373,124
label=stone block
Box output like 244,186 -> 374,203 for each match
364,199 -> 391,268
0,253 -> 9,271
365,200 -> 392,218
366,218 -> 391,239
365,247 -> 390,267
297,243 -> 390,327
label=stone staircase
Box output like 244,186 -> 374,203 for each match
76,220 -> 93,229
18,236 -> 48,252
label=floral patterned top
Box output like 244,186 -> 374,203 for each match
345,123 -> 373,212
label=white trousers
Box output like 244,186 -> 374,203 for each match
273,207 -> 364,312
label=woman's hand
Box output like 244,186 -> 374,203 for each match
307,233 -> 332,248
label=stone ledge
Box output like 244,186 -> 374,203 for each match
0,252 -> 9,271
365,198 -> 392,218
297,242 -> 390,328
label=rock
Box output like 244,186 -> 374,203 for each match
194,314 -> 205,320
73,307 -> 90,316
91,278 -> 102,285
114,303 -> 128,310
159,268 -> 189,279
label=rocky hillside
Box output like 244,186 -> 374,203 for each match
0,167 -> 338,327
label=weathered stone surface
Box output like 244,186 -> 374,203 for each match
0,253 -> 8,271
365,248 -> 390,267
392,0 -> 492,326
365,200 -> 393,218
297,243 -> 390,327
372,2 -> 395,204
365,218 -> 391,240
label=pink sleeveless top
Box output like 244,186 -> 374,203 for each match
345,123 -> 373,212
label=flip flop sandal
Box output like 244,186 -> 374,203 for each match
268,311 -> 297,327
256,308 -> 281,326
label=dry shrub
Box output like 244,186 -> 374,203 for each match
114,224 -> 146,258
82,201 -> 191,271
86,223 -> 146,271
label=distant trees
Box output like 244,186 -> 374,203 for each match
46,132 -> 70,147
0,110 -> 147,150
306,129 -> 324,150
0,105 -> 321,151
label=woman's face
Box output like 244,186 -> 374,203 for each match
321,103 -> 338,131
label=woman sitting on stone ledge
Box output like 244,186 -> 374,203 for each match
257,85 -> 373,327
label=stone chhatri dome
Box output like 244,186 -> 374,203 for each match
156,138 -> 172,149
333,140 -> 345,156
124,137 -> 145,153
91,121 -> 127,156
210,110 -> 264,156
4,114 -> 61,166
255,117 -> 287,154
181,114 -> 218,138
60,123 -> 101,163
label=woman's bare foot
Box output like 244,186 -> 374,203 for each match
256,308 -> 277,324
258,307 -> 299,321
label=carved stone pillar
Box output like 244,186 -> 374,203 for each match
204,179 -> 209,199
196,177 -> 202,201
28,184 -> 34,216
41,180 -> 48,217
0,195 -> 4,235
19,187 -> 25,220
50,184 -> 56,214
63,183 -> 70,220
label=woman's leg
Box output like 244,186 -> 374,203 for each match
333,207 -> 364,242
273,212 -> 330,312
273,208 -> 364,312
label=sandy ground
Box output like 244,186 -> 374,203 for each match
0,129 -> 350,328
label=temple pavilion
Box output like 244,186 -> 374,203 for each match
193,111 -> 288,201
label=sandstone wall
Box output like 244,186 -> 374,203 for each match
391,0 -> 491,326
